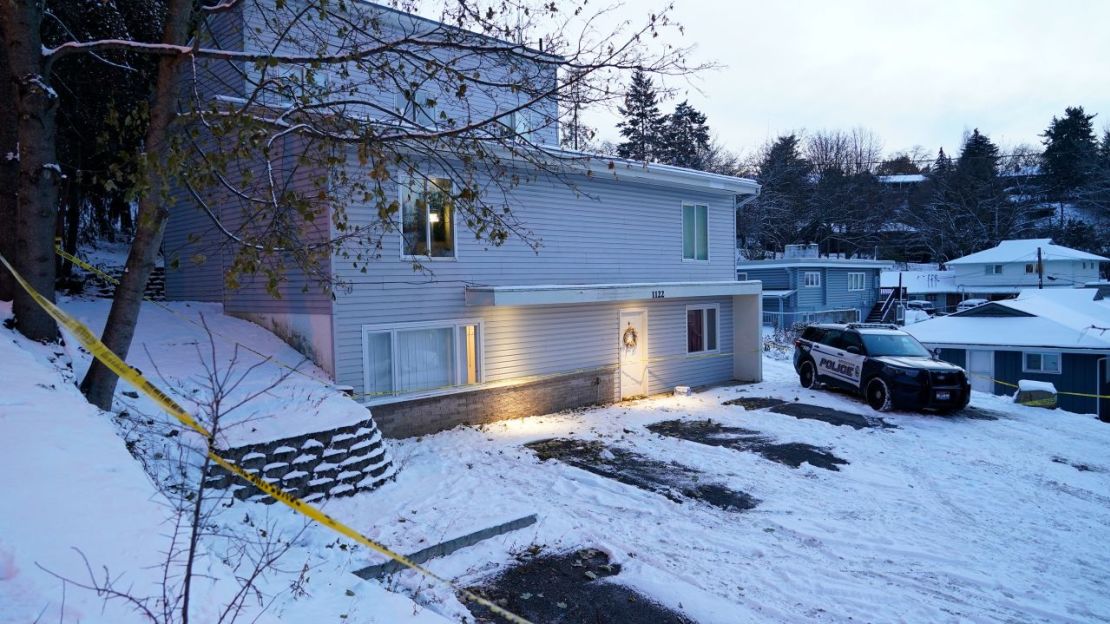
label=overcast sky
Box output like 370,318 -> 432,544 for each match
583,0 -> 1110,160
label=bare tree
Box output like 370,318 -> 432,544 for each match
41,317 -> 309,623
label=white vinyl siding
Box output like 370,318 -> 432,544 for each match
686,304 -> 719,354
847,272 -> 865,291
1023,352 -> 1061,374
362,320 -> 483,399
803,271 -> 821,288
682,203 -> 709,261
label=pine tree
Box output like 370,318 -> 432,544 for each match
956,128 -> 999,181
616,69 -> 665,161
743,134 -> 814,254
1099,129 -> 1110,167
660,100 -> 710,169
1041,106 -> 1099,194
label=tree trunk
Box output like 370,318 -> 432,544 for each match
0,31 -> 17,302
0,0 -> 61,341
80,0 -> 194,409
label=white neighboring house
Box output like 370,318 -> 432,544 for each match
904,288 -> 1110,419
882,239 -> 1109,313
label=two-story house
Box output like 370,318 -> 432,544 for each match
162,1 -> 764,438
738,245 -> 891,330
881,239 -> 1109,313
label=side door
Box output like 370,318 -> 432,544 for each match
810,330 -> 866,390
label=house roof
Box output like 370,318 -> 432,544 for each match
736,259 -> 893,270
904,289 -> 1110,351
877,174 -> 926,184
533,145 -> 761,195
946,239 -> 1109,265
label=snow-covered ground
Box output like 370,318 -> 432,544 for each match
3,298 -> 1110,623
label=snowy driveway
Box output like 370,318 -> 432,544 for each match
326,358 -> 1110,623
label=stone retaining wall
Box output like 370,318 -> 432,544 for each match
203,417 -> 394,504
372,366 -> 619,438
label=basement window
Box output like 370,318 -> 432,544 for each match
363,321 -> 482,398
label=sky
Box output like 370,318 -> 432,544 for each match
581,0 -> 1110,160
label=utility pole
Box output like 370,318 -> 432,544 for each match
1037,246 -> 1044,289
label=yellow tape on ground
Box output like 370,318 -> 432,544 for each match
2,252 -> 532,624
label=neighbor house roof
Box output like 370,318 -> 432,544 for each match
904,289 -> 1110,351
736,259 -> 893,270
946,239 -> 1109,265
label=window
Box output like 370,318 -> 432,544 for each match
1023,352 -> 1061,374
686,305 -> 719,353
401,176 -> 454,258
803,272 -> 821,288
1025,263 -> 1035,274
682,203 -> 709,261
363,321 -> 482,398
737,272 -> 748,281
395,90 -> 436,126
985,264 -> 1003,275
847,272 -> 865,291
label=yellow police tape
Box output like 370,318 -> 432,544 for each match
2,251 -> 532,624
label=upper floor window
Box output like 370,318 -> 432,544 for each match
395,90 -> 436,126
985,264 -> 1003,275
682,203 -> 709,261
847,272 -> 865,291
803,271 -> 821,288
1023,352 -> 1061,374
1025,263 -> 1035,274
687,305 -> 719,354
401,176 -> 454,258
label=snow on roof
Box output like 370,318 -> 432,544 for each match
877,174 -> 926,184
947,239 -> 1109,265
737,258 -> 893,270
905,288 -> 1110,350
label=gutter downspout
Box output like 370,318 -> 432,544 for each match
1098,357 -> 1107,422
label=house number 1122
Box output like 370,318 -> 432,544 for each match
651,290 -> 665,299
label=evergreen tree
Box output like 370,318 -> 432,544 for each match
616,69 -> 665,161
660,100 -> 710,169
741,134 -> 814,255
956,128 -> 999,181
1041,106 -> 1099,194
1099,129 -> 1110,166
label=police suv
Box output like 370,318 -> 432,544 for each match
793,323 -> 971,412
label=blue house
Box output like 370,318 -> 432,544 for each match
905,288 -> 1110,419
162,2 -> 764,437
737,246 -> 892,330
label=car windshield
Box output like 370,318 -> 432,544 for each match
860,333 -> 931,358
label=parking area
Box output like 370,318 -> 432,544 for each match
324,357 -> 1110,623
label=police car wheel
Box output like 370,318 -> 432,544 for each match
799,360 -> 817,389
866,377 -> 892,412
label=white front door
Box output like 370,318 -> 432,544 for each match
967,350 -> 994,394
619,309 -> 648,399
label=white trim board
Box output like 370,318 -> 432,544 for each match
465,280 -> 763,306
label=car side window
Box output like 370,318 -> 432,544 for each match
821,329 -> 842,348
840,332 -> 864,354
802,327 -> 825,343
